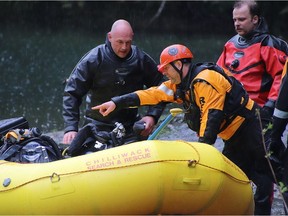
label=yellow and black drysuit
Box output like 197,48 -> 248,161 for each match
112,62 -> 272,182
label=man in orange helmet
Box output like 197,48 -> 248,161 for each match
93,44 -> 276,200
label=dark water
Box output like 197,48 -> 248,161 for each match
0,26 -> 227,133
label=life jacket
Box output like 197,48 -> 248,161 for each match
183,62 -> 249,134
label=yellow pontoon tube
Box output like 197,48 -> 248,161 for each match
0,140 -> 254,215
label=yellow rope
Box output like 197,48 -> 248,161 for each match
0,140 -> 250,192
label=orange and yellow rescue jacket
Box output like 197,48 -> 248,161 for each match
112,63 -> 256,144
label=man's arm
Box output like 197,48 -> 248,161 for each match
261,37 -> 288,103
93,82 -> 177,117
62,50 -> 96,143
93,92 -> 140,116
194,81 -> 225,145
93,101 -> 117,117
269,63 -> 288,159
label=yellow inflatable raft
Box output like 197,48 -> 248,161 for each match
0,140 -> 254,215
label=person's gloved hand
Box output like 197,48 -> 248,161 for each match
139,116 -> 156,137
268,138 -> 287,182
260,105 -> 274,121
133,116 -> 156,137
269,116 -> 288,161
133,120 -> 146,135
268,138 -> 286,163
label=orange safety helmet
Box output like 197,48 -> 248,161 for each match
157,44 -> 193,73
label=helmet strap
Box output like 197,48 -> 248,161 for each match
170,61 -> 184,81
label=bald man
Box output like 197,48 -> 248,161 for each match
108,19 -> 134,58
62,19 -> 165,155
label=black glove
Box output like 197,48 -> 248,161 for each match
269,116 -> 288,161
271,116 -> 288,140
269,138 -> 286,162
260,106 -> 274,121
132,120 -> 146,135
198,136 -> 215,145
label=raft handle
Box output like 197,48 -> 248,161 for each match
183,177 -> 201,185
50,172 -> 60,183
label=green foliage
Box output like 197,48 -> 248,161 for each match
279,181 -> 288,194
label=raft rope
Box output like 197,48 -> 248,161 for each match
183,141 -> 250,184
0,140 -> 250,192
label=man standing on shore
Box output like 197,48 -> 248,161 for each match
217,1 -> 288,214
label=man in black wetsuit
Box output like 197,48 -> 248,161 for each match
62,19 -> 165,155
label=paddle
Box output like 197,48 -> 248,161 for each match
148,108 -> 183,140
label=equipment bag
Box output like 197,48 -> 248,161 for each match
67,122 -> 129,157
0,128 -> 63,163
66,120 -> 145,157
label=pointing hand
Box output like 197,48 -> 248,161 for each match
92,101 -> 116,116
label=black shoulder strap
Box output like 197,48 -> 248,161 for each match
189,62 -> 249,133
40,135 -> 63,159
0,144 -> 22,160
189,62 -> 228,101
192,62 -> 232,85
